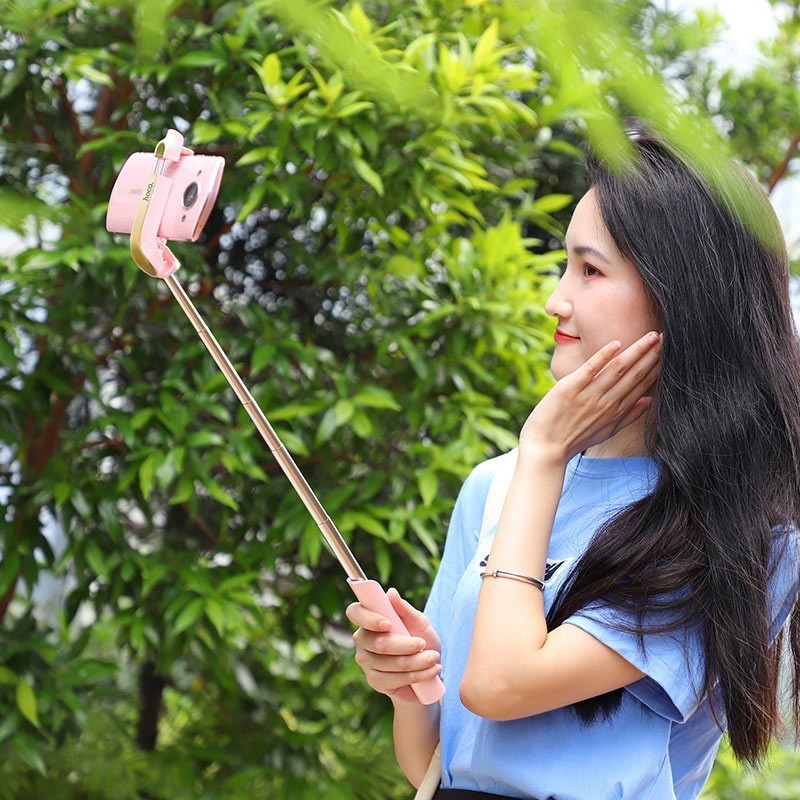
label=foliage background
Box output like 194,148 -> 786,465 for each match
0,0 -> 799,797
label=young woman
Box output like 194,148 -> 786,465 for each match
346,124 -> 800,800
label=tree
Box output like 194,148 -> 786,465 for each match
0,0 -> 794,797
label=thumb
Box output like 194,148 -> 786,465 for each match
388,587 -> 417,618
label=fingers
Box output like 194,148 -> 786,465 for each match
346,597 -> 444,701
586,331 -> 662,398
607,358 -> 660,435
365,659 -> 444,696
352,626 -> 427,656
345,601 -> 393,633
346,600 -> 443,699
572,339 -> 623,390
616,355 -> 660,412
358,646 -> 442,675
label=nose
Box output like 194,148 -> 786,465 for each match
544,273 -> 572,321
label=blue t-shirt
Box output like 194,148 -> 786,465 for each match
423,449 -> 799,800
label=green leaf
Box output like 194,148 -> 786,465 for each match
60,659 -> 118,687
374,540 -> 392,585
0,714 -> 17,743
223,33 -> 245,52
205,479 -> 239,512
129,618 -> 145,653
473,420 -> 520,450
414,522 -> 440,558
350,409 -> 373,438
168,474 -> 194,506
173,51 -> 223,69
70,489 -> 92,520
532,193 -> 573,214
16,681 -> 39,728
347,3 -> 372,39
352,157 -> 384,196
349,511 -> 389,539
77,63 -> 115,88
351,387 -> 401,411
418,470 -> 439,507
84,543 -> 107,579
155,450 -> 178,486
54,482 -> 71,505
236,146 -> 279,167
261,53 -> 281,86
0,551 -> 21,594
237,182 -> 269,222
267,401 -> 327,421
173,597 -> 204,635
11,734 -> 46,775
272,427 -> 309,457
333,100 -> 373,118
142,563 -> 169,598
0,666 -> 17,685
185,431 -> 225,448
315,407 -> 340,446
205,598 -> 226,634
334,398 -> 354,425
396,336 -> 429,380
205,405 -> 230,424
120,559 -> 136,582
0,334 -> 15,369
131,408 -> 155,431
139,452 -> 160,500
191,120 -> 222,144
474,18 -> 499,67
300,519 -> 323,567
386,254 -> 423,277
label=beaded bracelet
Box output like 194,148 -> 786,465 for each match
479,568 -> 545,591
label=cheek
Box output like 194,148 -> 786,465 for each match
590,288 -> 656,347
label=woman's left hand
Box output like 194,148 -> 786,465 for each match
520,330 -> 663,463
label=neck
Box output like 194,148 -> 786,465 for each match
582,414 -> 652,458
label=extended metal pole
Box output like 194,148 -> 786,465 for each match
163,273 -> 367,582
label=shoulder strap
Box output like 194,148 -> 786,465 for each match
413,448 -> 519,800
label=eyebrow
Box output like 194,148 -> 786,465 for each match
564,243 -> 611,264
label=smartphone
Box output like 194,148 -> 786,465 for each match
106,151 -> 225,242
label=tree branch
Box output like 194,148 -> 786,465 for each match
768,127 -> 800,195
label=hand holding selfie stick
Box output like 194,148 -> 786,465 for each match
106,129 -> 444,705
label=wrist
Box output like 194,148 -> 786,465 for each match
517,441 -> 569,469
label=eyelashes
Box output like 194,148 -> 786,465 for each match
582,263 -> 601,278
559,258 -> 602,279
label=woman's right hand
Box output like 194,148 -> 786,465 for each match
345,587 -> 443,705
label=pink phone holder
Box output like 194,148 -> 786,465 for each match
106,129 -> 224,278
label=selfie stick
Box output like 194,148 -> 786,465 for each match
118,129 -> 444,704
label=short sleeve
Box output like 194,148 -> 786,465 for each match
564,598 -> 705,723
768,524 -> 800,639
423,457 -> 498,660
563,525 -> 800,724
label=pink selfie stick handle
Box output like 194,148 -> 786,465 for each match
347,577 -> 445,705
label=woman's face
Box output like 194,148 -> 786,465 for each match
544,188 -> 661,382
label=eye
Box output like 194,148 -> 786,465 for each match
582,263 -> 601,278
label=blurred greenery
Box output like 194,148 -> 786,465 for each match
0,0 -> 799,797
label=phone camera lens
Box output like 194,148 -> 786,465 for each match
182,182 -> 199,208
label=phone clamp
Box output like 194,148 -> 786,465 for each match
130,130 -> 194,279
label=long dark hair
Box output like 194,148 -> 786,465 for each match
545,121 -> 800,770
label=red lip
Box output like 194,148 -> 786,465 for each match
555,329 -> 580,342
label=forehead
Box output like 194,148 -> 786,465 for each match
564,189 -> 622,260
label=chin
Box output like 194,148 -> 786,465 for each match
549,354 -> 576,382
